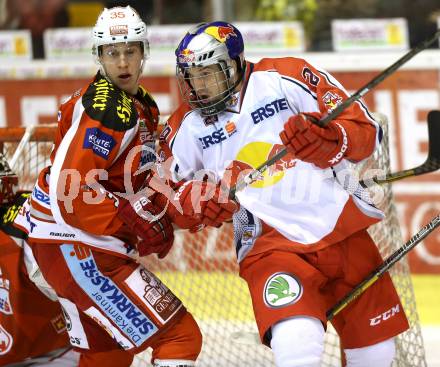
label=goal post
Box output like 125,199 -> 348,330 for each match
0,116 -> 426,367
0,124 -> 56,191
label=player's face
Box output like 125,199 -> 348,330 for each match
187,64 -> 229,103
100,42 -> 143,95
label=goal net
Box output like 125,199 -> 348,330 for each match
0,115 -> 426,366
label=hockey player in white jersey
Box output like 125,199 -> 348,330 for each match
158,21 -> 410,367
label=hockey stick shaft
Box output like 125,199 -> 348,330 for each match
327,214 -> 440,320
318,29 -> 440,126
229,29 -> 440,197
359,110 -> 440,187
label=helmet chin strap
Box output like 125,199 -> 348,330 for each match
98,61 -> 108,78
132,67 -> 143,94
139,58 -> 146,73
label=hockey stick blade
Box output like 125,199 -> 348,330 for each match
327,213 -> 440,320
231,214 -> 440,345
361,110 -> 440,186
229,29 -> 440,198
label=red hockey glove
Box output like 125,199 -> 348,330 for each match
117,191 -> 174,258
153,191 -> 205,233
174,180 -> 238,228
279,112 -> 348,168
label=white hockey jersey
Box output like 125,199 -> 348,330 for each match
160,57 -> 384,262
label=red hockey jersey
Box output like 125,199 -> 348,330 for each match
28,72 -> 159,257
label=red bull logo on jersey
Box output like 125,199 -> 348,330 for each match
233,142 -> 297,188
227,160 -> 264,185
205,25 -> 237,43
267,144 -> 297,177
178,48 -> 195,63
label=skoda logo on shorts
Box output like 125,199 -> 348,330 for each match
263,272 -> 302,308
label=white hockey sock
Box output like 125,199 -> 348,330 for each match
344,337 -> 396,367
270,316 -> 325,367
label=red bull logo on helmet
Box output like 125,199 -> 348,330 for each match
205,25 -> 237,43
178,48 -> 195,63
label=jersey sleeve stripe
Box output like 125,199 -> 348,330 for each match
49,98 -> 84,230
114,124 -> 138,161
279,75 -> 318,100
169,110 -> 193,151
317,69 -> 344,89
355,99 -> 376,122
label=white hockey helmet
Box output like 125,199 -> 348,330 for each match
92,6 -> 150,60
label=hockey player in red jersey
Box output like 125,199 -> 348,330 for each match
158,21 -> 409,366
0,192 -> 71,366
0,154 -> 134,366
26,6 -> 201,367
1,193 -> 136,367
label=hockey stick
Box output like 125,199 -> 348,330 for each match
231,214 -> 440,344
229,29 -> 440,197
359,110 -> 440,187
327,213 -> 440,319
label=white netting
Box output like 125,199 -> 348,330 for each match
350,113 -> 426,367
0,115 -> 425,366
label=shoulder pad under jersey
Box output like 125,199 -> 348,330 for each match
82,75 -> 138,131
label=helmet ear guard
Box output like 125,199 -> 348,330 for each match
175,21 -> 245,116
